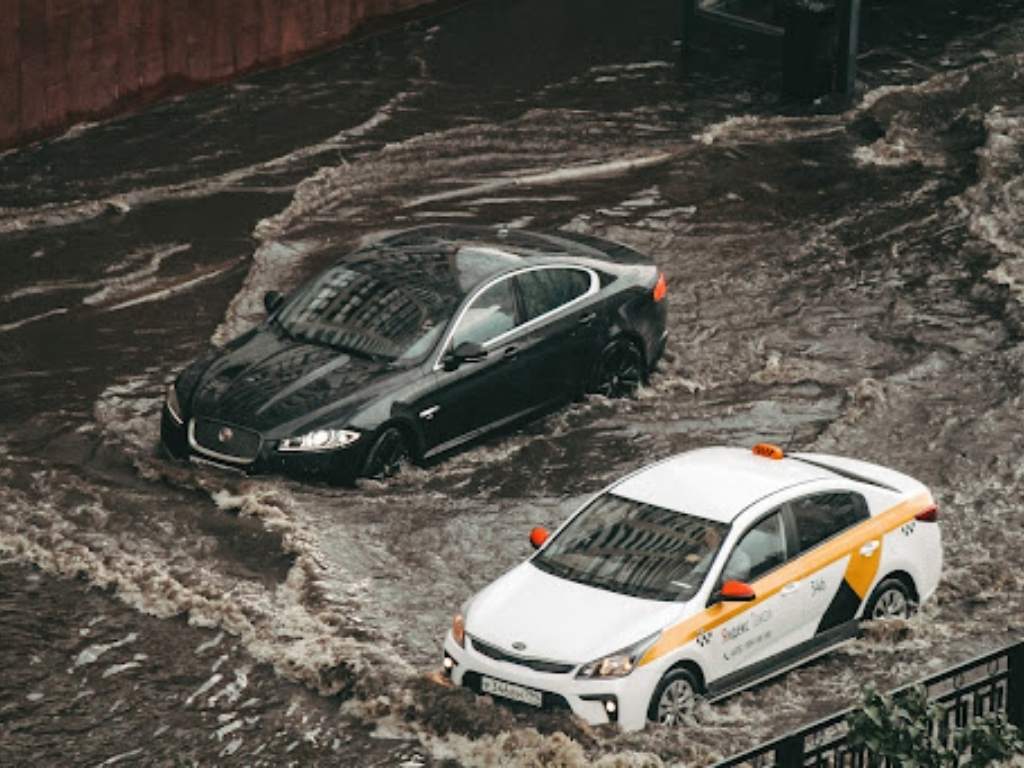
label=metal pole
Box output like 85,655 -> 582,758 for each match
836,0 -> 861,95
773,733 -> 805,768
681,0 -> 697,53
1009,641 -> 1024,730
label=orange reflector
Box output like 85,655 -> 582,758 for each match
652,273 -> 667,303
752,443 -> 784,460
530,526 -> 550,549
452,613 -> 466,647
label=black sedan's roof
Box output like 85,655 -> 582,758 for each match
334,225 -> 651,302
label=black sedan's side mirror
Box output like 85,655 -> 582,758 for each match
443,341 -> 487,371
263,291 -> 284,314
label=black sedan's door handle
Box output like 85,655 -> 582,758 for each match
578,312 -> 597,325
502,345 -> 519,360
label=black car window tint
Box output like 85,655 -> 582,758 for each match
721,511 -> 786,584
518,268 -> 591,321
452,279 -> 518,347
791,492 -> 869,553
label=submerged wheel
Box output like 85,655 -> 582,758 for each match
592,340 -> 645,398
361,426 -> 411,480
864,577 -> 914,620
648,668 -> 700,727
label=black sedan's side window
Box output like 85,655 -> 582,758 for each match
789,492 -> 869,553
452,278 -> 519,347
720,510 -> 788,584
517,268 -> 593,322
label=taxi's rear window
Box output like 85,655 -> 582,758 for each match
532,494 -> 728,601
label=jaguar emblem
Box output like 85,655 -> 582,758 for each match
218,427 -> 234,443
511,641 -> 527,652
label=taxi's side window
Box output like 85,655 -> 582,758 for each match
789,492 -> 868,553
720,510 -> 788,584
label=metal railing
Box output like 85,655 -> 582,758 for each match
716,639 -> 1024,767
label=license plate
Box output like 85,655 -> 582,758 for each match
480,676 -> 543,708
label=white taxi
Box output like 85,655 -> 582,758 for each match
441,444 -> 941,730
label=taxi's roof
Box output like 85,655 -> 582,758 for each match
610,447 -> 832,524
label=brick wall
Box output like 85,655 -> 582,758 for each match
0,0 -> 438,149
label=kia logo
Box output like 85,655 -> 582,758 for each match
218,427 -> 234,443
511,641 -> 526,652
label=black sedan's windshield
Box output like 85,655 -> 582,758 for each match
532,494 -> 729,601
275,264 -> 458,361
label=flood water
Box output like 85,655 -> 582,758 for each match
2,0 -> 1024,764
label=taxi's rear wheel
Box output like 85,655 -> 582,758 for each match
648,668 -> 699,727
865,577 -> 913,620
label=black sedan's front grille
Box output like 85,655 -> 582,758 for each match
191,418 -> 261,463
461,671 -> 571,712
469,636 -> 576,675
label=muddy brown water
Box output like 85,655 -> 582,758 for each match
2,0 -> 1024,764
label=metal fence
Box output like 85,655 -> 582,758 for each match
716,640 -> 1024,768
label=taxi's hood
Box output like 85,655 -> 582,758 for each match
465,562 -> 685,666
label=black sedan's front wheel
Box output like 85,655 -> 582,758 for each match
361,426 -> 412,480
591,339 -> 645,398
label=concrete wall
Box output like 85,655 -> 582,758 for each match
0,0 -> 439,149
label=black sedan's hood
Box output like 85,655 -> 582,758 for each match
188,327 -> 397,434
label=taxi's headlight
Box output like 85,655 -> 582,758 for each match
576,631 -> 661,679
166,384 -> 184,424
278,429 -> 361,452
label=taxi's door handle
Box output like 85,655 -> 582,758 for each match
781,581 -> 800,596
860,540 -> 880,558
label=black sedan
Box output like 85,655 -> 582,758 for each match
161,225 -> 668,483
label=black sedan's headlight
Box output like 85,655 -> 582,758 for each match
166,384 -> 184,425
278,429 -> 361,452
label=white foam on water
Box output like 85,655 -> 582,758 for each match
101,662 -> 141,678
82,243 -> 192,307
0,307 -> 69,333
196,632 -> 225,655
95,749 -> 144,766
954,107 -> 1024,302
405,152 -> 675,209
75,633 -> 138,668
102,260 -> 238,312
0,89 -> 415,236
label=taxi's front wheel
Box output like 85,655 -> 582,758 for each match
648,667 -> 700,727
865,577 -> 914,620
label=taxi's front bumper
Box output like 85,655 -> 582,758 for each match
442,631 -> 660,731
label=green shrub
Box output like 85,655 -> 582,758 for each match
847,685 -> 1024,767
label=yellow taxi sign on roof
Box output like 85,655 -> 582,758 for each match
752,443 -> 785,460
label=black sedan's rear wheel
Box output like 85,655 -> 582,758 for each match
361,426 -> 411,480
592,339 -> 645,398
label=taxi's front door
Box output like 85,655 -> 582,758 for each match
703,509 -> 805,691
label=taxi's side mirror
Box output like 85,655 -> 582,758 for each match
529,526 -> 550,550
711,580 -> 756,605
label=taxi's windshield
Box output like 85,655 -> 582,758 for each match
532,494 -> 728,602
